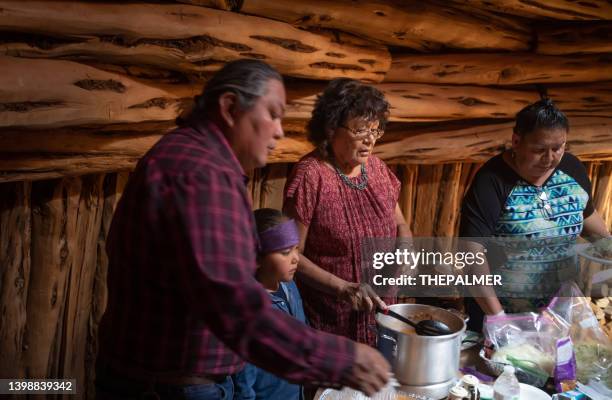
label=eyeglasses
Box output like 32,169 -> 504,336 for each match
538,190 -> 554,220
340,125 -> 385,141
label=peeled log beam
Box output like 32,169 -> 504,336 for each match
288,83 -> 612,122
374,117 -> 612,164
385,53 -> 612,85
239,0 -> 529,51
0,119 -> 308,182
537,23 -> 612,54
1,118 -> 611,182
175,0 -> 239,11
2,55 -> 610,127
0,1 -> 389,82
449,0 -> 612,20
376,83 -> 612,122
0,56 -> 195,129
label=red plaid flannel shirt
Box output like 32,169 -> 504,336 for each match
99,121 -> 354,384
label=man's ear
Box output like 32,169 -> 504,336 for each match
218,92 -> 238,128
511,133 -> 521,149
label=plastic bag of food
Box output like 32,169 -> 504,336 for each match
546,282 -> 612,389
484,312 -> 569,376
554,337 -> 577,392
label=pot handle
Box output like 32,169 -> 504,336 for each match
379,333 -> 398,358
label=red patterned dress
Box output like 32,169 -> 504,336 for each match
284,152 -> 400,345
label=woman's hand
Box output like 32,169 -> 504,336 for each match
339,281 -> 387,312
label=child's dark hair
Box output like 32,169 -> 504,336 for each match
513,98 -> 569,137
253,208 -> 287,234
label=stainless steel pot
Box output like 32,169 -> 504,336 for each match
375,303 -> 466,387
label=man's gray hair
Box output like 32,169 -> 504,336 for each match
195,59 -> 283,115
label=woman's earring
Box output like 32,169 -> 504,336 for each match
511,150 -> 516,159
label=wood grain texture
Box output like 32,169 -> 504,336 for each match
1,118 -> 611,182
0,1 -> 389,82
0,56 -> 194,129
449,0 -> 612,20
239,0 -> 529,51
385,53 -> 612,85
537,23 -> 612,54
0,181 -> 30,379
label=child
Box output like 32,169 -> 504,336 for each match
232,208 -> 306,400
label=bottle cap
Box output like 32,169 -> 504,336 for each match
461,374 -> 480,387
449,385 -> 469,397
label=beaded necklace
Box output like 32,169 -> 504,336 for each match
334,163 -> 368,190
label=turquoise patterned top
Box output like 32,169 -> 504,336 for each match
494,169 -> 589,312
461,153 -> 594,313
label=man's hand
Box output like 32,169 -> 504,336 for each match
340,282 -> 387,312
343,343 -> 390,396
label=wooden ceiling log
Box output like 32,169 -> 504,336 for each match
1,118 -> 610,183
175,0 -> 241,11
0,1 -> 389,82
385,53 -> 612,85
375,117 -> 612,164
537,23 -> 612,54
238,0 -> 529,51
3,55 -> 610,129
378,83 -> 611,122
0,56 -> 196,129
448,0 -> 612,20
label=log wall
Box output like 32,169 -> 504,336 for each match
1,0 -> 611,397
2,162 -> 610,396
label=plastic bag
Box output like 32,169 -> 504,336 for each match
484,312 -> 569,376
546,282 -> 612,389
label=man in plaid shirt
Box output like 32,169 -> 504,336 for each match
97,60 -> 390,399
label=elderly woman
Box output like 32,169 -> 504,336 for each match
460,98 -> 611,331
283,78 -> 411,346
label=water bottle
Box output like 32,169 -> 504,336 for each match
493,365 -> 520,400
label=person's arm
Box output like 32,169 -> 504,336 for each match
289,209 -> 387,312
462,240 -> 504,316
459,165 -> 508,317
166,171 -> 388,394
582,211 -> 611,241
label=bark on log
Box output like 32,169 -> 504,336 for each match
0,181 -> 30,379
537,23 -> 612,54
0,56 -> 194,129
385,53 -> 612,85
449,0 -> 612,20
0,1 -> 389,82
239,0 -> 529,51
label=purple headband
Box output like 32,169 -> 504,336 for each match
258,219 -> 300,254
